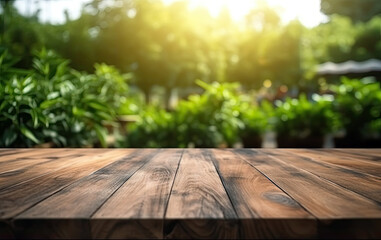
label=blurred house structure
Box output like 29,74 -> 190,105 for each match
317,59 -> 381,81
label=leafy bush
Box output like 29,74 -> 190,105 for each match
239,100 -> 273,147
126,106 -> 177,147
274,94 -> 339,139
0,49 -> 130,147
174,80 -> 244,147
127,80 -> 245,148
0,50 -> 48,147
331,77 -> 381,139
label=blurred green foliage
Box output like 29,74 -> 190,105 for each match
0,0 -> 303,95
126,77 -> 379,148
127,80 -> 245,148
239,100 -> 273,147
321,0 -> 381,22
0,49 -> 130,147
274,94 -> 339,139
1,47 -> 379,147
1,0 -> 381,148
331,77 -> 381,140
2,1 -> 381,92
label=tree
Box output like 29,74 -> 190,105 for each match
0,0 -> 44,68
321,0 -> 381,22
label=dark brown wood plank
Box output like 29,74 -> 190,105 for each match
0,149 -> 133,220
0,149 -> 88,174
210,149 -> 317,239
164,149 -> 238,239
262,149 -> 381,203
91,149 -> 183,239
0,151 -> 101,190
0,158 -> 54,174
14,149 -> 159,239
285,149 -> 381,178
1,148 -> 380,239
322,149 -> 381,162
235,149 -> 381,239
0,149 -> 70,162
0,149 -> 30,157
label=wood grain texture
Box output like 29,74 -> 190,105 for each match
14,149 -> 159,239
262,149 -> 381,203
320,149 -> 381,162
165,149 -> 238,239
91,149 -> 183,239
0,149 -> 69,162
0,152 -> 97,190
0,149 -> 29,157
0,149 -> 133,219
236,149 -> 381,239
0,149 -> 380,239
0,149 -> 97,177
236,149 -> 381,218
285,149 -> 381,177
210,149 -> 316,239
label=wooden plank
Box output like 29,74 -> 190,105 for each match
0,149 -> 133,220
262,149 -> 381,203
0,149 -> 29,157
341,148 -> 381,155
0,150 -> 111,190
235,149 -> 381,239
165,149 -> 238,239
0,149 -> 69,162
322,149 -> 381,162
0,158 -> 55,174
210,149 -> 317,239
285,149 -> 381,178
0,149 -> 89,174
14,149 -> 159,239
0,151 -> 84,174
91,149 -> 183,239
313,149 -> 381,163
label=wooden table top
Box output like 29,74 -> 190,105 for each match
0,148 -> 380,239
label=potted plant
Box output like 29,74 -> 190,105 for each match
331,77 -> 381,147
274,94 -> 339,148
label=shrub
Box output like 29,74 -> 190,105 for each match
239,100 -> 273,147
126,80 -> 245,148
274,94 -> 339,139
331,77 -> 381,140
0,49 -> 130,147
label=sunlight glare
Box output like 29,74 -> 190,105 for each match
163,0 -> 327,27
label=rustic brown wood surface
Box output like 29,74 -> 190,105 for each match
0,149 -> 380,239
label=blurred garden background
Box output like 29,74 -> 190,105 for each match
0,0 -> 380,148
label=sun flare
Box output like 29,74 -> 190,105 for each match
163,0 -> 326,27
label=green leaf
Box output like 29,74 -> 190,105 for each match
95,111 -> 113,121
88,102 -> 109,111
47,92 -> 60,100
40,99 -> 59,109
3,127 -> 17,146
0,101 -> 8,112
20,126 -> 40,144
72,106 -> 85,117
31,108 -> 39,128
94,124 -> 107,148
22,83 -> 34,94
